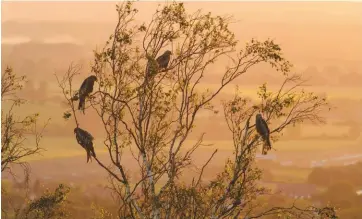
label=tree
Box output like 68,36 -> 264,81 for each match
20,184 -> 71,219
1,66 -> 49,178
1,67 -> 67,219
57,2 -> 337,218
90,203 -> 115,219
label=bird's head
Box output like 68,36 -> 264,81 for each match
164,50 -> 172,56
74,128 -> 78,134
89,75 -> 98,82
256,113 -> 262,120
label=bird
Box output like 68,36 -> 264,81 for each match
74,127 -> 96,163
156,50 -> 172,70
255,113 -> 272,155
144,50 -> 172,88
76,75 -> 97,114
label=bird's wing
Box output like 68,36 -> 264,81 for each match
84,130 -> 94,141
156,55 -> 166,67
155,55 -> 163,63
75,134 -> 82,144
79,78 -> 88,96
255,117 -> 263,135
85,80 -> 95,94
261,118 -> 270,134
75,131 -> 87,148
79,128 -> 94,141
164,56 -> 170,67
160,55 -> 170,68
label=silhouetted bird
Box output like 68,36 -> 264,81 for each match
74,127 -> 96,163
255,113 -> 272,155
144,50 -> 172,88
76,75 -> 97,114
156,50 -> 172,70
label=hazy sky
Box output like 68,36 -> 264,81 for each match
3,1 -> 362,69
2,1 -> 362,23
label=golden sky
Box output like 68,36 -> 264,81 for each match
2,1 -> 362,23
2,1 -> 362,64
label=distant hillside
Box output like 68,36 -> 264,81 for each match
2,40 -> 361,87
2,41 -> 92,80
2,21 -> 114,45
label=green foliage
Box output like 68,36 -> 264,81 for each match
246,39 -> 292,74
1,66 -> 26,97
218,75 -> 333,217
90,203 -> 115,219
63,111 -> 72,120
23,184 -> 70,219
255,75 -> 329,126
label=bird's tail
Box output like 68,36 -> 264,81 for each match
86,150 -> 91,163
78,96 -> 85,113
262,135 -> 272,155
90,146 -> 96,158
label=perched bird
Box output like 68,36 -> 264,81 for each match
255,113 -> 272,155
77,75 -> 97,114
144,50 -> 172,88
74,127 -> 96,163
156,50 -> 172,70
